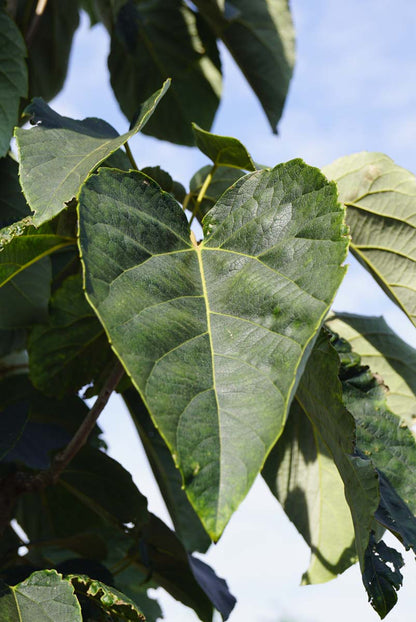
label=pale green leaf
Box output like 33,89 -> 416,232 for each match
194,0 -> 295,132
0,9 -> 27,157
263,403 -> 356,585
327,312 -> 416,433
68,575 -> 145,621
78,161 -> 348,539
0,569 -> 82,622
323,152 -> 416,326
15,80 -> 170,225
192,123 -> 255,170
109,0 -> 222,145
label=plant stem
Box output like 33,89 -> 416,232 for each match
189,164 -> 216,227
51,360 -> 125,482
125,141 -> 139,170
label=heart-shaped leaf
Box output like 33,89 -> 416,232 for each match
323,152 -> 416,326
15,80 -> 170,226
78,161 -> 348,539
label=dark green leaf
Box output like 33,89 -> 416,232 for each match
0,8 -> 27,157
28,274 -> 115,397
0,569 -> 82,621
25,0 -> 79,102
327,312 -> 416,432
123,387 -> 211,553
375,470 -> 416,554
141,166 -> 186,203
0,258 -> 51,329
189,164 -> 245,222
0,329 -> 26,358
69,574 -> 145,621
194,0 -> 295,132
192,123 -> 256,170
78,161 -> 348,538
0,156 -> 31,228
262,403 -> 357,584
323,153 -> 416,326
108,0 -> 222,145
363,534 -> 404,619
0,399 -> 29,462
294,331 -> 380,569
15,80 -> 169,225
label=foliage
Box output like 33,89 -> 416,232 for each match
0,1 -> 416,621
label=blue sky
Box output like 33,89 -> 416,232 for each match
50,2 -> 416,620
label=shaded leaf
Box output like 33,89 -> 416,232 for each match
0,258 -> 51,329
15,80 -> 169,225
0,156 -> 31,228
25,0 -> 79,102
28,274 -> 115,397
0,8 -> 27,157
262,402 -> 357,585
323,152 -> 416,326
108,0 -> 221,145
363,534 -> 404,619
375,470 -> 416,554
123,387 -> 211,553
0,329 -> 26,358
189,164 -> 245,222
294,331 -> 380,569
188,555 -> 236,620
327,312 -> 416,433
69,574 -> 145,621
330,328 -> 416,514
192,123 -> 255,170
194,0 -> 295,132
78,161 -> 348,538
141,166 -> 186,203
0,569 -> 82,622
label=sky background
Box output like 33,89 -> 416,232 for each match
49,2 -> 416,621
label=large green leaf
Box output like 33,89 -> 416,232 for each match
25,0 -> 79,102
123,387 -> 211,553
28,274 -> 115,397
0,156 -> 31,228
323,152 -> 416,326
192,123 -> 255,170
262,402 -> 356,585
15,81 -> 169,226
0,258 -> 51,329
108,0 -> 222,145
194,0 -> 295,132
0,8 -> 27,157
0,569 -> 82,622
78,160 -> 348,538
327,312 -> 416,433
69,575 -> 145,621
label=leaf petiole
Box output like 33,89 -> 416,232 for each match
189,163 -> 217,226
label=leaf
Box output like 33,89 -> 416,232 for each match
330,328 -> 416,514
0,156 -> 31,228
192,123 -> 256,170
362,534 -> 404,619
108,0 -> 222,145
294,331 -> 380,569
134,513 -> 235,621
0,569 -> 82,622
375,470 -> 416,554
28,274 -> 115,398
25,0 -> 80,102
323,152 -> 416,326
0,8 -> 27,157
262,402 -> 357,585
0,258 -> 51,329
327,312 -> 416,432
123,387 -> 212,553
69,575 -> 145,621
141,166 -> 186,203
15,80 -> 170,226
193,0 -> 295,132
0,226 -> 74,287
0,329 -> 26,359
78,161 -> 348,538
189,164 -> 245,222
